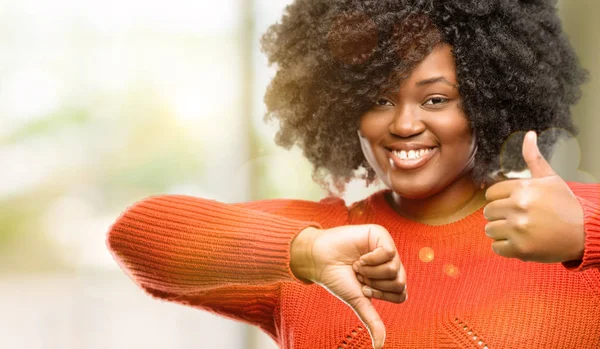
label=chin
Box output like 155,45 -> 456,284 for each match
388,181 -> 440,200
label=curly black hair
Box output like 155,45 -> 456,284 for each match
261,0 -> 587,194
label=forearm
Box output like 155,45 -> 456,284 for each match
107,195 -> 321,294
562,195 -> 600,271
564,183 -> 600,271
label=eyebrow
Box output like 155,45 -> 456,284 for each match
415,76 -> 457,88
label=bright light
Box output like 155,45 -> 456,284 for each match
0,68 -> 63,131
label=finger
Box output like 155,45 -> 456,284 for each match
485,179 -> 524,201
347,296 -> 386,349
359,262 -> 407,293
483,198 -> 514,221
484,220 -> 510,240
363,285 -> 407,304
491,239 -> 518,259
359,246 -> 396,266
522,130 -> 556,178
355,258 -> 400,279
359,274 -> 406,293
365,224 -> 397,258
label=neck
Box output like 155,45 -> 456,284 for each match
388,175 -> 486,226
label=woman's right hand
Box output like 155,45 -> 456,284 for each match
291,224 -> 407,349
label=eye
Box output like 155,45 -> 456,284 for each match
423,97 -> 449,107
374,98 -> 393,107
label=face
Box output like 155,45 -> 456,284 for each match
358,44 -> 476,199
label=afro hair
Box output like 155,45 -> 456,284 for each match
261,0 -> 587,194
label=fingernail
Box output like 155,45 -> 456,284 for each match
360,259 -> 367,266
357,274 -> 364,283
362,286 -> 372,298
353,263 -> 359,272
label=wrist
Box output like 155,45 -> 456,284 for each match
568,227 -> 586,263
290,226 -> 320,283
567,199 -> 586,263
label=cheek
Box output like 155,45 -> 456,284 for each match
359,113 -> 391,140
435,114 -> 472,148
358,128 -> 381,165
358,115 -> 392,171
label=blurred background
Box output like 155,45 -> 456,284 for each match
0,1 -> 598,348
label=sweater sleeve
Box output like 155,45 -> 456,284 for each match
562,183 -> 600,272
106,194 -> 347,338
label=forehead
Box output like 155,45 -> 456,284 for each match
405,44 -> 457,83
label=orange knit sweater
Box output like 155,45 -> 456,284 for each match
107,182 -> 600,348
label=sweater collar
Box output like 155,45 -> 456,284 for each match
363,189 -> 487,240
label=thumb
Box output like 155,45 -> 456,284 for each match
522,131 -> 556,178
348,296 -> 386,349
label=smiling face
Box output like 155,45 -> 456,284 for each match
359,44 -> 476,199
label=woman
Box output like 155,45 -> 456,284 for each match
107,0 -> 600,348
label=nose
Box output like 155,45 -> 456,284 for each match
389,105 -> 426,138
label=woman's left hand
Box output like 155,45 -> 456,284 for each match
483,131 -> 585,263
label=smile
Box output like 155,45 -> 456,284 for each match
386,147 -> 437,170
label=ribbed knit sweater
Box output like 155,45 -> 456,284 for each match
107,182 -> 600,348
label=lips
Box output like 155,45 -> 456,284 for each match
385,146 -> 438,170
385,143 -> 437,151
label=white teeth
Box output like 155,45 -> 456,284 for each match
392,148 -> 432,161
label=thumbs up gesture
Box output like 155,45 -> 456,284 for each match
291,224 -> 407,349
483,131 -> 586,263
